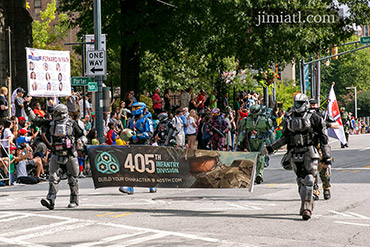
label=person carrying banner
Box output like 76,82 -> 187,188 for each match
267,93 -> 332,220
237,104 -> 274,184
309,98 -> 335,201
119,102 -> 156,194
24,103 -> 84,210
340,107 -> 351,148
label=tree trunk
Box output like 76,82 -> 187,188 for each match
120,0 -> 140,100
120,41 -> 140,100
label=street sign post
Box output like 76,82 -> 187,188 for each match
86,50 -> 106,76
88,82 -> 98,92
71,77 -> 94,86
360,36 -> 370,45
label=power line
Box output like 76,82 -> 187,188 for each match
156,0 -> 178,9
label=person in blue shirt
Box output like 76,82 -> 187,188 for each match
16,128 -> 39,148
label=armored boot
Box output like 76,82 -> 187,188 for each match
298,174 -> 315,220
324,189 -> 331,200
313,183 -> 320,201
41,198 -> 54,210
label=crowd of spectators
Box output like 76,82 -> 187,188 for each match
3,84 -> 367,187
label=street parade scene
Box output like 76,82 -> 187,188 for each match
1,1 -> 370,246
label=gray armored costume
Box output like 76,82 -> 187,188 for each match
26,104 -> 84,209
267,94 -> 331,220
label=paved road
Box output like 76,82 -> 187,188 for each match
1,134 -> 370,246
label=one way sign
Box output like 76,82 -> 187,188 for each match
86,50 -> 106,76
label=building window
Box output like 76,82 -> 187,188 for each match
34,0 -> 41,17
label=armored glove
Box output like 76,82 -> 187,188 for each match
266,145 -> 274,155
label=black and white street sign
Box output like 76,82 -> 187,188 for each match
86,50 -> 106,76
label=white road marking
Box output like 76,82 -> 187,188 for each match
0,236 -> 48,247
71,232 -> 145,247
2,211 -> 221,244
359,147 -> 370,152
15,222 -> 94,241
107,233 -> 170,247
0,220 -> 78,237
329,210 -> 370,219
227,203 -> 263,210
0,215 -> 29,223
335,221 -> 370,227
329,210 -> 353,217
0,213 -> 14,219
346,212 -> 370,219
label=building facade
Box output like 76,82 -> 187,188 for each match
0,0 -> 32,89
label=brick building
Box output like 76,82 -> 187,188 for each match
0,0 -> 32,89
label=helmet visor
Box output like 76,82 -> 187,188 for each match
294,101 -> 305,109
132,106 -> 141,111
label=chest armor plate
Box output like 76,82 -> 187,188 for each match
246,116 -> 267,132
287,115 -> 311,132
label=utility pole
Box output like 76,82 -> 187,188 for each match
7,26 -> 11,118
94,0 -> 104,143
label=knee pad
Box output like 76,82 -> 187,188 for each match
303,174 -> 315,187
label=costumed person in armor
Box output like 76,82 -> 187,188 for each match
119,102 -> 156,195
267,94 -> 332,220
209,108 -> 229,151
154,112 -> 177,146
340,107 -> 350,148
237,104 -> 274,184
25,104 -> 84,210
309,98 -> 337,201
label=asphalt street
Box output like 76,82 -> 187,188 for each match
1,134 -> 370,246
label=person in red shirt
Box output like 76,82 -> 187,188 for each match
152,88 -> 163,115
196,90 -> 206,114
33,102 -> 45,118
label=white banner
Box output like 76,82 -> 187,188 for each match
26,48 -> 71,97
327,84 -> 346,145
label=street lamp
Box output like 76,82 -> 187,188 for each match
345,86 -> 357,119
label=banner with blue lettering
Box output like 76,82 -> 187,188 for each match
88,146 -> 258,191
26,47 -> 71,97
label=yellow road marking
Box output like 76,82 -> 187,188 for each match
112,213 -> 132,218
339,170 -> 349,173
352,170 -> 361,173
96,212 -> 116,217
364,166 -> 370,168
266,183 -> 276,186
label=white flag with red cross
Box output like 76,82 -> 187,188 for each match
327,84 -> 346,145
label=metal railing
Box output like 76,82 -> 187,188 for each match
0,139 -> 10,186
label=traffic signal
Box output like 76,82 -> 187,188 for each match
332,46 -> 338,59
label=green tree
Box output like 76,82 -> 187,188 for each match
31,0 -> 81,76
59,0 -> 370,98
321,35 -> 370,105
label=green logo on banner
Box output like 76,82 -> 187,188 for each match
95,151 -> 120,174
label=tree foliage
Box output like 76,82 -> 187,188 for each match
31,0 -> 81,76
321,35 -> 370,108
58,0 -> 370,98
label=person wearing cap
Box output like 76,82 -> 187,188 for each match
16,128 -> 39,148
152,88 -> 162,115
15,88 -> 32,118
66,88 -> 78,114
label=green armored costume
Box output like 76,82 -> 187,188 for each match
237,105 -> 274,184
340,107 -> 350,148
